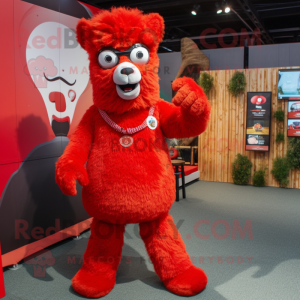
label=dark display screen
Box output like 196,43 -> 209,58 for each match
246,92 -> 272,151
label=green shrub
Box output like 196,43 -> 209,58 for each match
232,153 -> 252,185
278,86 -> 283,95
287,137 -> 300,170
198,72 -> 214,96
276,132 -> 284,143
271,156 -> 290,188
253,168 -> 267,187
274,108 -> 284,122
228,71 -> 246,97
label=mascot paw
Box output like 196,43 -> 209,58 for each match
55,163 -> 89,196
172,77 -> 209,116
164,266 -> 207,296
72,269 -> 115,298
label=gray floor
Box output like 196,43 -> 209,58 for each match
2,181 -> 300,300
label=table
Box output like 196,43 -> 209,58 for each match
171,159 -> 186,202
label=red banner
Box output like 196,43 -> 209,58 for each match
246,145 -> 268,151
288,112 -> 300,119
287,129 -> 300,137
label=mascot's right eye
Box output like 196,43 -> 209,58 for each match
130,47 -> 149,65
98,50 -> 118,69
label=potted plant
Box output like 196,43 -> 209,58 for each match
276,132 -> 284,143
274,108 -> 284,122
232,153 -> 252,185
253,167 -> 267,187
287,137 -> 300,170
198,72 -> 214,96
228,71 -> 246,97
271,156 -> 290,188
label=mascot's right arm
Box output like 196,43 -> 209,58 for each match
158,76 -> 210,138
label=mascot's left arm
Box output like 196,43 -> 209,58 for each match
158,76 -> 211,138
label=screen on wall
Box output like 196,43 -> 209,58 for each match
287,101 -> 300,137
278,69 -> 300,100
246,92 -> 272,151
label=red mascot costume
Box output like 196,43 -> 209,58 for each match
55,7 -> 211,298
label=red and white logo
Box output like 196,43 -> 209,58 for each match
26,22 -> 90,126
119,136 -> 133,147
250,95 -> 266,105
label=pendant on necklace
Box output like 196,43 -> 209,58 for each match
146,116 -> 158,130
119,135 -> 133,147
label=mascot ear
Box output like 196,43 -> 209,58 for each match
143,13 -> 165,45
76,18 -> 92,50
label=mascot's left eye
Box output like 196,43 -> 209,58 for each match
98,50 -> 118,69
130,47 -> 149,65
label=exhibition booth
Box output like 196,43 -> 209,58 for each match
1,0 -> 300,299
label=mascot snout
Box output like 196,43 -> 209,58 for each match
113,62 -> 141,100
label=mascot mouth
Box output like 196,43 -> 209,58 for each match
117,83 -> 138,93
116,82 -> 141,100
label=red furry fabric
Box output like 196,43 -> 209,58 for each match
159,77 -> 211,138
140,214 -> 193,281
55,7 -> 210,297
76,7 -> 164,115
165,265 -> 208,296
72,219 -> 125,298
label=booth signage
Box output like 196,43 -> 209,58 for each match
287,101 -> 300,137
246,92 -> 272,151
278,69 -> 300,100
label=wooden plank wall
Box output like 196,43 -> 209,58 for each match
198,67 -> 300,188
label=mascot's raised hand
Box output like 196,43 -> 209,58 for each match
55,7 -> 210,298
172,77 -> 209,116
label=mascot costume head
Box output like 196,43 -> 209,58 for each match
56,7 -> 211,298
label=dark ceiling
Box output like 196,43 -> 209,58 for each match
81,0 -> 300,52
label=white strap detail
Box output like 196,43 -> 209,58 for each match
98,106 -> 155,135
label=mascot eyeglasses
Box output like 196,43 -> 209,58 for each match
97,43 -> 150,69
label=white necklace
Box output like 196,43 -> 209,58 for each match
98,106 -> 156,147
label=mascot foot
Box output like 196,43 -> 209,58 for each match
164,266 -> 207,296
72,269 -> 116,298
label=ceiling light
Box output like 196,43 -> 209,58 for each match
191,4 -> 200,16
216,2 -> 222,14
225,6 -> 230,13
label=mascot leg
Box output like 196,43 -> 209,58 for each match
140,214 -> 207,296
72,219 -> 125,298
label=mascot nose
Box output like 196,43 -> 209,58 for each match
121,68 -> 134,75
